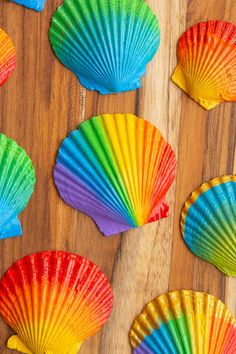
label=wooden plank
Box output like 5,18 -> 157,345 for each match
0,0 -> 235,353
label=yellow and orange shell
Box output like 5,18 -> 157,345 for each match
0,28 -> 16,87
0,251 -> 113,353
172,21 -> 236,110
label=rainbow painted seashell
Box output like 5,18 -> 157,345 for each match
54,114 -> 176,236
49,0 -> 160,94
172,21 -> 236,110
0,134 -> 35,239
181,175 -> 236,276
0,28 -> 16,87
0,251 -> 113,353
130,290 -> 236,353
10,0 -> 46,11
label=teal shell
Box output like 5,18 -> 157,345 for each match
49,0 -> 160,94
0,135 -> 36,239
181,176 -> 236,276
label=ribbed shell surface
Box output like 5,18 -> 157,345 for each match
0,251 -> 113,353
0,134 -> 35,239
49,0 -> 160,94
172,21 -> 236,110
130,290 -> 236,354
0,28 -> 16,87
54,114 -> 176,236
181,175 -> 236,276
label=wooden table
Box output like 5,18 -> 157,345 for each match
0,0 -> 235,353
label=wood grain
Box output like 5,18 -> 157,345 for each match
0,0 -> 235,353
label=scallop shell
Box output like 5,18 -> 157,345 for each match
130,290 -> 236,353
49,0 -> 160,94
54,114 -> 176,236
181,175 -> 236,276
172,21 -> 236,110
0,134 -> 35,239
10,0 -> 46,11
0,28 -> 16,87
0,251 -> 113,353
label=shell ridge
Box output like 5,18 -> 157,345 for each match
54,164 -> 134,231
184,196 -> 236,261
50,11 -> 112,88
101,114 -> 139,224
10,261 -> 35,351
121,3 -> 159,79
56,132 -> 134,222
81,117 -> 135,217
0,134 -> 35,239
80,0 -> 116,80
184,229 -> 235,268
181,176 -> 236,276
140,124 -> 157,223
3,155 -> 34,209
113,115 -> 139,221
125,9 -> 159,77
55,152 -> 135,223
210,183 -> 236,248
0,29 -> 16,86
149,146 -> 176,218
0,216 -> 22,239
163,292 -> 189,353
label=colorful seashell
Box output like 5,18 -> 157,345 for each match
0,134 -> 35,240
54,114 -> 176,236
0,251 -> 113,353
172,21 -> 236,110
130,290 -> 236,353
49,0 -> 160,94
0,28 -> 16,87
10,0 -> 46,12
181,175 -> 236,276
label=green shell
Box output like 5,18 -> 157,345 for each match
0,134 -> 36,239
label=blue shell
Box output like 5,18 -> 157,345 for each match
49,0 -> 160,94
10,0 -> 46,12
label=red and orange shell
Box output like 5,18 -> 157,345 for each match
0,251 -> 113,353
0,28 -> 16,87
172,21 -> 236,110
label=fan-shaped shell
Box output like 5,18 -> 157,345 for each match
0,251 -> 113,354
0,28 -> 16,87
181,175 -> 236,276
10,0 -> 46,11
49,0 -> 160,94
54,114 -> 176,236
172,21 -> 236,110
0,134 -> 35,239
130,290 -> 236,353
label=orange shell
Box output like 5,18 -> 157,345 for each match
172,21 -> 236,110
